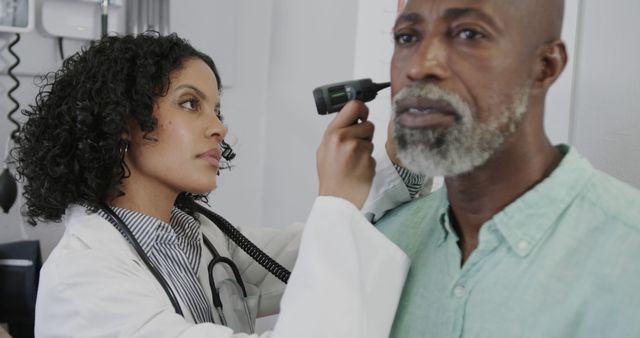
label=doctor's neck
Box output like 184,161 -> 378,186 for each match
109,181 -> 178,224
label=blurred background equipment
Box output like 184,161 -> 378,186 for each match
0,0 -> 33,214
0,0 -> 34,33
0,240 -> 41,338
0,32 -> 20,213
126,0 -> 169,35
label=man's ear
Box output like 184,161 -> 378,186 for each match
532,40 -> 568,92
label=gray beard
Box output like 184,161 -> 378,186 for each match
393,84 -> 529,177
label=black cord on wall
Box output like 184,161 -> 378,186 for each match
57,37 -> 65,60
7,33 -> 22,141
0,33 -> 22,214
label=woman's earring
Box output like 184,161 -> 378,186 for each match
120,141 -> 129,158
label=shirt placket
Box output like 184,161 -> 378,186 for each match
445,220 -> 501,338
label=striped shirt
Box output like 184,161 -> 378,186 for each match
393,164 -> 426,198
97,206 -> 214,323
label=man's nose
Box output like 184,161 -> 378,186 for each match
407,37 -> 451,82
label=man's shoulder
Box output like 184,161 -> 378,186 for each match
579,168 -> 640,231
374,188 -> 445,255
374,187 -> 445,241
380,188 -> 444,219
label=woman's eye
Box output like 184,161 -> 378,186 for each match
180,98 -> 199,111
216,109 -> 225,123
394,32 -> 418,45
455,29 -> 485,40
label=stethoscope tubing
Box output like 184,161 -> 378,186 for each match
100,203 -> 254,332
203,235 -> 255,332
99,204 -> 184,316
99,200 -> 275,334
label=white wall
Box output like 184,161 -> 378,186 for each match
571,0 -> 640,188
258,0 -> 360,228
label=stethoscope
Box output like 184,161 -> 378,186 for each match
96,142 -> 290,332
201,235 -> 254,332
99,203 -> 256,332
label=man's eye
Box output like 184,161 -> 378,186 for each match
394,32 -> 418,45
455,29 -> 485,40
180,99 -> 199,110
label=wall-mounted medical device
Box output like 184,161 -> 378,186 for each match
41,0 -> 125,40
127,0 -> 169,36
1,0 -> 33,213
0,0 -> 34,32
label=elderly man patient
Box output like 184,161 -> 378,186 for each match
373,0 -> 640,337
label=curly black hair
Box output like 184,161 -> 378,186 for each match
13,32 -> 222,223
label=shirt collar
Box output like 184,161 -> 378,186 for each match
492,145 -> 594,257
108,207 -> 201,255
434,145 -> 594,256
169,208 -> 202,246
431,189 -> 452,247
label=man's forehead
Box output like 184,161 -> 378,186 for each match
403,0 -> 565,46
396,0 -> 512,33
397,0 -> 560,43
401,0 -> 512,20
401,0 -> 563,34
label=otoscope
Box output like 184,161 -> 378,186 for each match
313,78 -> 390,115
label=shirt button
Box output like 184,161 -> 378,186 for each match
453,286 -> 466,298
517,240 -> 530,252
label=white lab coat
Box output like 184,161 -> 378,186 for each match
35,193 -> 409,337
362,146 -> 434,222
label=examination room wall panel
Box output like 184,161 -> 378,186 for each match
184,0 -> 275,232
571,0 -> 640,189
258,0 -> 360,229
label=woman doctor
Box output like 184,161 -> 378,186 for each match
14,33 -> 409,337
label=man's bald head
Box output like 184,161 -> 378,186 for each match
390,0 -> 569,177
515,0 -> 565,48
402,0 -> 565,48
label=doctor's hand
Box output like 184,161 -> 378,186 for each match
317,100 -> 375,209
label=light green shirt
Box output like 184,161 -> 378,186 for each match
376,145 -> 640,338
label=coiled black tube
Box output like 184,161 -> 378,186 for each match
7,34 -> 21,141
176,195 -> 292,284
